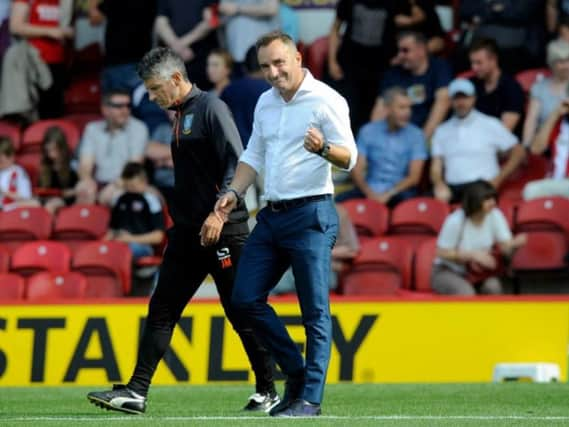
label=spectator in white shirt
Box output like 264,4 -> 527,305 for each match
77,89 -> 149,206
214,31 -> 356,417
433,180 -> 526,295
0,136 -> 37,210
430,78 -> 525,204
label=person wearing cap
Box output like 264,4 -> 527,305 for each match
430,78 -> 526,204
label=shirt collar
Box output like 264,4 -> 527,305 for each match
453,108 -> 479,124
272,69 -> 316,103
169,84 -> 201,111
105,118 -> 129,133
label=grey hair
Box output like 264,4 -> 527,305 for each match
383,86 -> 409,105
547,39 -> 569,67
137,47 -> 188,81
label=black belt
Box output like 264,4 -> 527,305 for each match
267,194 -> 331,212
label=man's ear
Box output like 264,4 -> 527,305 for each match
172,71 -> 184,85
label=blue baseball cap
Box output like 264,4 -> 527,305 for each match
448,78 -> 476,97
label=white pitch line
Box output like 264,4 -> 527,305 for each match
3,415 -> 569,422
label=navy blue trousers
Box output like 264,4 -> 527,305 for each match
231,197 -> 338,404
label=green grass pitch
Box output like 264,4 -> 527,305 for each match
0,383 -> 568,426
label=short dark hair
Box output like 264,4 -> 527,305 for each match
462,180 -> 497,217
469,38 -> 500,58
102,89 -> 131,105
209,48 -> 234,72
397,31 -> 427,45
121,162 -> 147,181
137,47 -> 188,82
0,136 -> 15,157
255,31 -> 297,51
244,45 -> 261,73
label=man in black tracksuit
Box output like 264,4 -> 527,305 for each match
87,47 -> 278,415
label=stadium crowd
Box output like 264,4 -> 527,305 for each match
0,0 -> 568,298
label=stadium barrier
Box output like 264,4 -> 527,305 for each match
0,297 -> 567,386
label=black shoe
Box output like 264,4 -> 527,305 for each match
269,374 -> 305,416
87,384 -> 146,414
242,391 -> 280,412
271,399 -> 321,417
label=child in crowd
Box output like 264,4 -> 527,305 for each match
0,136 -> 37,210
105,162 -> 165,261
38,126 -> 79,213
206,48 -> 233,96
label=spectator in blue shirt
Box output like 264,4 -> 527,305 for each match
370,31 -> 451,139
220,46 -> 270,147
337,86 -> 427,206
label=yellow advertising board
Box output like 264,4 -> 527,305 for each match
0,300 -> 567,386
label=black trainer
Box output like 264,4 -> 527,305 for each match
269,374 -> 305,416
243,391 -> 280,412
87,384 -> 147,415
271,399 -> 321,417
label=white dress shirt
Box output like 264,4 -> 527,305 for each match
240,70 -> 357,201
431,109 -> 518,185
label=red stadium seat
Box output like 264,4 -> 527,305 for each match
511,231 -> 567,272
497,198 -> 517,229
70,43 -> 104,74
26,271 -> 87,300
499,154 -> 549,202
413,238 -> 437,293
0,245 -> 9,272
388,197 -> 450,247
64,113 -> 103,134
10,241 -> 71,276
0,120 -> 22,151
52,204 -> 110,250
339,199 -> 389,238
515,197 -> 569,233
15,152 -> 40,187
515,68 -> 551,93
0,273 -> 25,299
72,241 -> 132,297
64,74 -> 102,114
0,207 -> 52,252
340,237 -> 413,295
511,197 -> 569,291
21,119 -> 80,153
304,36 -> 329,80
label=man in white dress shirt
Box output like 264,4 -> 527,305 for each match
213,31 -> 357,417
430,78 -> 525,203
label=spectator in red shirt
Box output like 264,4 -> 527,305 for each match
9,0 -> 73,119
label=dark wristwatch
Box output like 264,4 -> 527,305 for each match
318,142 -> 331,158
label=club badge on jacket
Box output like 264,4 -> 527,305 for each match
183,114 -> 194,135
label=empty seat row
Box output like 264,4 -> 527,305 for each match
0,271 -> 87,300
0,240 -> 131,297
0,205 -> 110,252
